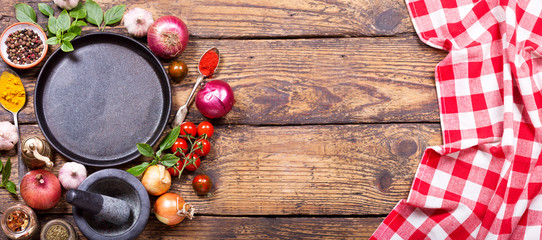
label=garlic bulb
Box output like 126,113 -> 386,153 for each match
123,8 -> 154,38
53,0 -> 80,10
0,121 -> 18,151
58,162 -> 87,190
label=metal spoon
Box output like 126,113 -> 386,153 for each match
0,68 -> 27,184
172,48 -> 220,126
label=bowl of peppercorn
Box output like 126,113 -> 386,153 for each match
0,22 -> 48,69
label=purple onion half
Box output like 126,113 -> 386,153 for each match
195,80 -> 235,119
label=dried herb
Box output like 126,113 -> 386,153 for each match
6,210 -> 29,232
46,224 -> 69,240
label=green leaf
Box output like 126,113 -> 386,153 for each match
127,162 -> 150,176
57,10 -> 71,32
38,3 -> 54,17
0,158 -> 3,174
14,3 -> 37,24
45,37 -> 59,45
160,154 -> 180,167
137,143 -> 154,157
61,40 -> 74,52
159,126 -> 180,152
85,0 -> 103,27
68,25 -> 82,36
69,3 -> 86,19
48,16 -> 59,36
63,32 -> 77,41
104,5 -> 125,26
5,181 -> 16,195
2,158 -> 11,185
74,20 -> 87,27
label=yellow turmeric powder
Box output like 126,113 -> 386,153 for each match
0,71 -> 25,112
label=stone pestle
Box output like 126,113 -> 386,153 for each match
66,189 -> 131,225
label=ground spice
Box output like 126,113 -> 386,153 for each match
0,71 -> 25,112
45,224 -> 69,240
198,50 -> 219,76
6,210 -> 29,232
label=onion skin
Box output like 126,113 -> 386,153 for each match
147,16 -> 189,59
21,170 -> 61,210
195,80 -> 235,119
141,165 -> 171,196
154,193 -> 190,225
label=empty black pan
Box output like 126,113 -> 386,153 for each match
35,33 -> 171,167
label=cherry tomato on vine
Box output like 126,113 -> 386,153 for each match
197,121 -> 214,138
167,165 -> 180,177
170,138 -> 189,157
192,174 -> 212,195
183,154 -> 201,171
180,122 -> 197,139
193,139 -> 211,156
168,61 -> 188,82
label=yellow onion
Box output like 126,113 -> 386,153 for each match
141,164 -> 171,196
154,192 -> 194,225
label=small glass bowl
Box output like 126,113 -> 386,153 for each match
0,22 -> 48,69
0,204 -> 39,240
40,219 -> 78,240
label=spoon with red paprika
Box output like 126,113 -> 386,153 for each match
173,48 -> 220,126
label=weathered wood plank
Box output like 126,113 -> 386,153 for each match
1,0 -> 414,38
0,37 -> 445,125
0,215 -> 383,239
0,123 -> 441,215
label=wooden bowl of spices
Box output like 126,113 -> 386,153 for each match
0,22 -> 48,69
40,219 -> 77,240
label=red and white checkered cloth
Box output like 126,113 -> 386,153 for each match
371,0 -> 542,239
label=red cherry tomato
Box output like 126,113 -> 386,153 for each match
167,165 -> 180,177
193,139 -> 211,156
182,154 -> 201,171
180,122 -> 197,139
192,174 -> 212,195
197,121 -> 214,138
170,138 -> 188,157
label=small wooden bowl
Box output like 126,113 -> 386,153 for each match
0,22 -> 48,69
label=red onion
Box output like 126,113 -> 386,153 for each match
20,170 -> 61,210
196,80 -> 235,119
147,16 -> 189,59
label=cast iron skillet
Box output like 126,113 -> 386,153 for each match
35,33 -> 171,167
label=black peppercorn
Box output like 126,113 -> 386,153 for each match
5,28 -> 43,65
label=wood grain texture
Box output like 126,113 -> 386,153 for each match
0,0 -> 414,38
0,37 -> 446,125
0,123 -> 441,215
0,215 -> 384,240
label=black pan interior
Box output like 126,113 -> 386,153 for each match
35,33 -> 171,167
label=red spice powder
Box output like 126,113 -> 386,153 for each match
199,50 -> 219,76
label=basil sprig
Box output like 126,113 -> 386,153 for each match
127,127 -> 181,177
85,0 -> 125,31
0,158 -> 17,195
14,2 -> 125,52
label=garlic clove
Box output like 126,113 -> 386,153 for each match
53,0 -> 80,10
0,121 -> 18,151
123,8 -> 154,38
58,162 -> 87,190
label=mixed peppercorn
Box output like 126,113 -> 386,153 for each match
4,29 -> 43,65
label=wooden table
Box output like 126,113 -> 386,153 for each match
0,0 -> 447,239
